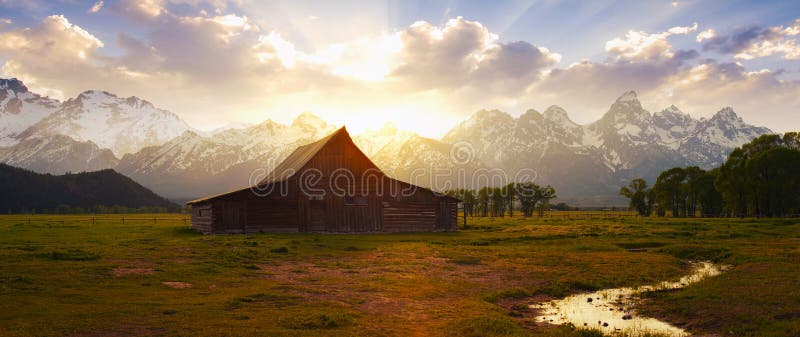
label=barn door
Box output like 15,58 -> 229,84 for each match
309,200 -> 326,232
435,201 -> 448,231
221,202 -> 246,233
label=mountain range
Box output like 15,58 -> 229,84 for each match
0,78 -> 773,205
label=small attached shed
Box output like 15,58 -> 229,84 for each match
187,127 -> 459,234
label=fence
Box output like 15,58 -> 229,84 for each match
1,215 -> 190,226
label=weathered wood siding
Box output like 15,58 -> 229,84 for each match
245,199 -> 299,232
382,201 -> 437,232
190,203 -> 213,234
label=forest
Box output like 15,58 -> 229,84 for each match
620,132 -> 800,217
447,183 -> 558,218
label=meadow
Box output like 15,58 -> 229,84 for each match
0,214 -> 798,336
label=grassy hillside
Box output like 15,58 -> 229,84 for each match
0,214 -> 797,336
0,164 -> 177,213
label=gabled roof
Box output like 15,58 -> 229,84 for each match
187,126 -> 460,205
187,127 -> 353,205
258,126 -> 346,185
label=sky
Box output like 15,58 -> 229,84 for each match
1,0 -> 799,137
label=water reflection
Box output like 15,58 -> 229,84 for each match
531,262 -> 727,337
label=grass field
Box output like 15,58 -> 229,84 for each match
0,214 -> 798,336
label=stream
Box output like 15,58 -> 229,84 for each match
531,262 -> 728,336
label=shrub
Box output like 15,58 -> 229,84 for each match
658,244 -> 731,262
280,311 -> 354,330
41,249 -> 100,261
269,247 -> 289,253
446,316 -> 525,337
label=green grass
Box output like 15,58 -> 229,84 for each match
0,214 -> 798,336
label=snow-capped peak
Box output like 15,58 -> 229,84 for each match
543,105 -> 576,126
292,112 -> 328,130
17,89 -> 191,157
76,90 -> 115,100
0,78 -> 29,93
0,78 -> 61,146
375,121 -> 400,134
710,107 -> 742,123
616,90 -> 639,103
663,105 -> 681,114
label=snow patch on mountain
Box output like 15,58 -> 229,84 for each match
16,90 -> 191,157
0,78 -> 60,146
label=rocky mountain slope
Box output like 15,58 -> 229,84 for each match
0,77 -> 774,201
16,90 -> 190,157
0,78 -> 60,146
0,135 -> 118,174
442,91 -> 772,196
115,112 -> 338,197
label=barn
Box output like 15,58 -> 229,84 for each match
186,127 -> 459,234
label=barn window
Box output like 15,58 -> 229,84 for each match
345,196 -> 368,205
198,209 -> 204,217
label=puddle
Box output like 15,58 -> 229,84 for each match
531,262 -> 728,336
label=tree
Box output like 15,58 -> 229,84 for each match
746,147 -> 800,217
684,166 -> 704,217
477,187 -> 490,217
715,148 -> 749,217
695,169 -> 723,217
654,167 -> 688,217
516,182 -> 539,217
552,202 -> 574,211
535,185 -> 556,217
491,187 -> 505,217
619,178 -> 650,216
503,183 -> 516,217
462,189 -> 476,217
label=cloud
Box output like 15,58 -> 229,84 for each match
525,24 -> 700,118
390,17 -> 560,93
0,8 -> 798,134
88,1 -> 104,13
522,23 -> 800,130
113,0 -> 165,20
702,19 -> 800,60
696,29 -> 715,42
605,23 -> 697,61
652,60 -> 800,128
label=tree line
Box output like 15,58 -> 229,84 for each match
446,182 -> 557,218
620,132 -> 800,217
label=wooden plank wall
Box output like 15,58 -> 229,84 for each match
382,201 -> 437,232
245,199 -> 299,233
190,204 -> 213,234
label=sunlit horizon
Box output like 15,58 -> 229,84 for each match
1,1 -> 799,135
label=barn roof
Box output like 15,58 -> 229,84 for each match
258,126 -> 345,185
187,126 -> 459,205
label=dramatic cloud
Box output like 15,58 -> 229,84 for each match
0,5 -> 797,135
0,15 -> 106,98
702,19 -> 800,60
523,23 -> 800,129
525,24 -> 701,120
605,23 -> 697,61
391,17 -> 560,93
655,60 -> 800,128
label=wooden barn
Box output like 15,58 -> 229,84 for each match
186,127 -> 459,234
